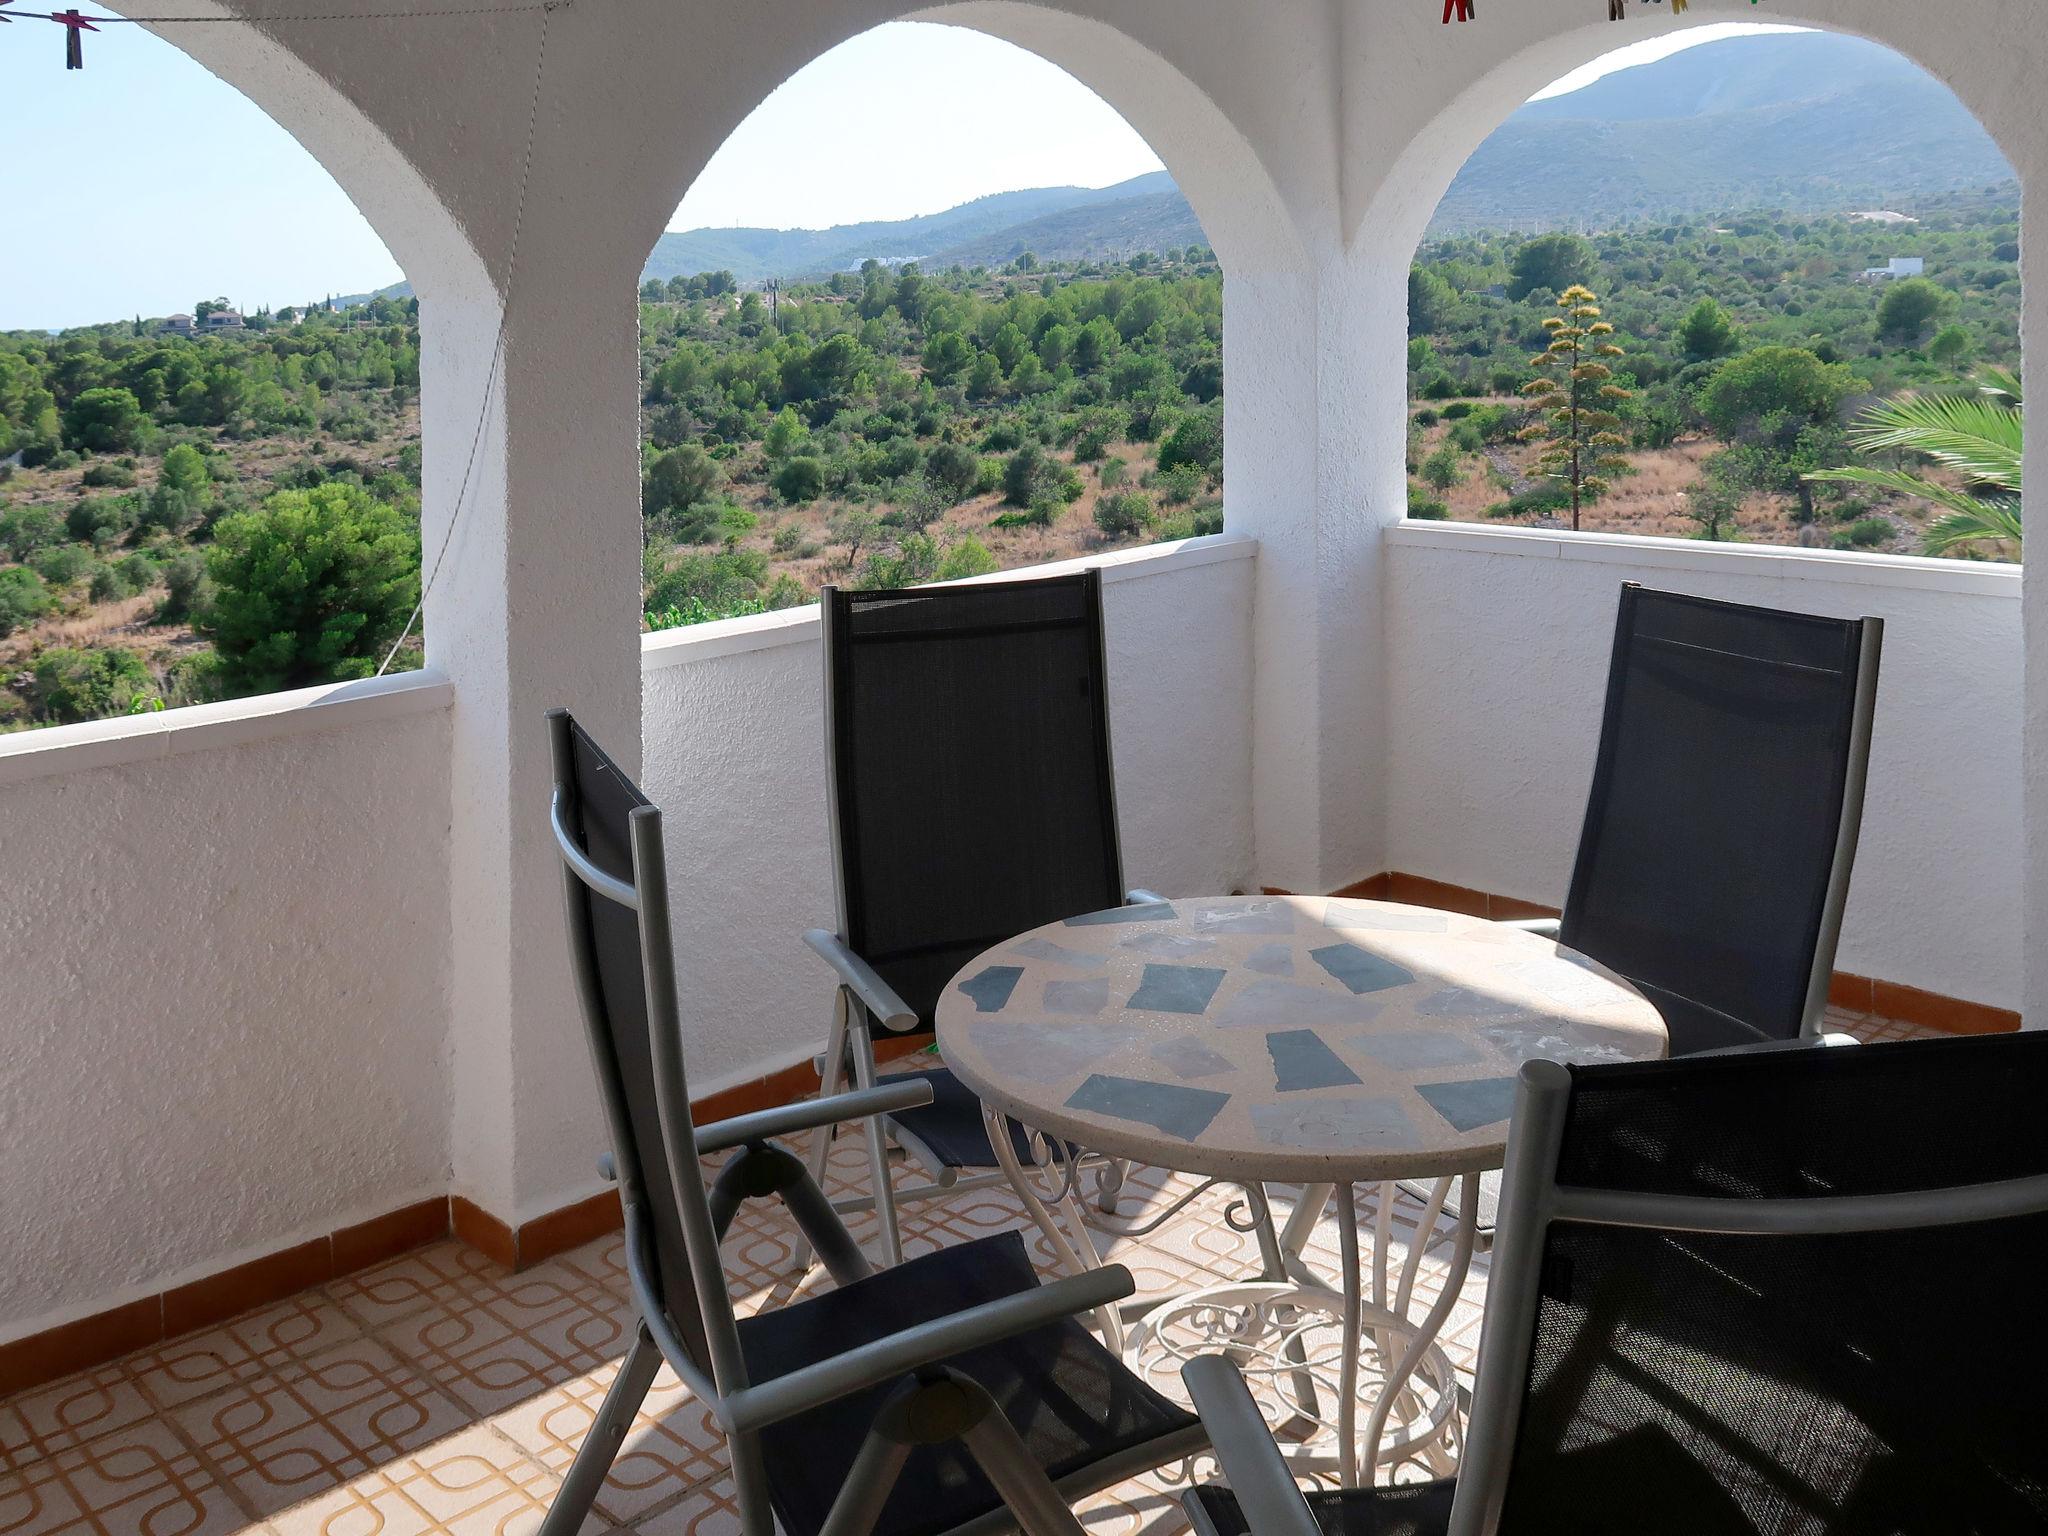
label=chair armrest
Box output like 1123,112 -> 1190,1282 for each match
1501,916 -> 1562,939
1179,1357 -> 1321,1536
723,1265 -> 1138,1433
1125,888 -> 1169,908
694,1079 -> 938,1156
1692,1032 -> 1862,1060
804,929 -> 919,1033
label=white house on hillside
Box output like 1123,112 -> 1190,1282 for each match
1863,256 -> 1927,280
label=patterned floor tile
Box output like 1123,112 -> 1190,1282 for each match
135,1297 -> 366,1411
0,999 -> 1951,1536
172,1337 -> 471,1519
0,1417 -> 246,1536
0,1365 -> 158,1467
265,1425 -> 559,1536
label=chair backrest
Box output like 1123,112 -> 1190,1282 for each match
822,570 -> 1127,1033
1453,1035 -> 2048,1536
1559,584 -> 1882,1054
546,709 -> 742,1386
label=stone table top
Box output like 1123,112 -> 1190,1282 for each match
934,895 -> 1667,1184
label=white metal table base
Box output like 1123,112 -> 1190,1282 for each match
984,1101 -> 1482,1480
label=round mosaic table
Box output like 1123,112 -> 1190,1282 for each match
933,893 -> 1666,1479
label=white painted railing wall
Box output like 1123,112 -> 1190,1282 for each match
1384,524 -> 2024,1011
0,675 -> 455,1339
640,535 -> 1259,1099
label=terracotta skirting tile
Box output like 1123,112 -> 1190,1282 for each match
1486,895 -> 1561,922
450,1196 -> 519,1271
690,1059 -> 819,1127
0,1296 -> 163,1398
162,1237 -> 335,1339
1330,873 -> 1393,901
518,1190 -> 625,1268
332,1198 -> 451,1275
1829,971 -> 1876,1014
1386,873 -> 1492,919
1870,979 -> 2021,1037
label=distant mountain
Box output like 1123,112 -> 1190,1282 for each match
643,173 -> 1180,283
1431,32 -> 2014,230
332,33 -> 2013,303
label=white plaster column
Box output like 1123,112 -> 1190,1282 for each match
1224,243 -> 1405,897
429,266 -> 648,1226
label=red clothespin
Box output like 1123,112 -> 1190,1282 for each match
1442,0 -> 1476,21
53,8 -> 98,68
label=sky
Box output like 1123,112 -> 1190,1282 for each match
4,18 -> 1799,332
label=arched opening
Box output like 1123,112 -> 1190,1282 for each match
630,20 -> 1243,629
1399,23 -> 2021,559
0,11 -> 483,731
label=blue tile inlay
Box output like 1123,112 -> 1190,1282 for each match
1009,937 -> 1108,971
1195,903 -> 1296,935
972,1022 -> 1141,1084
1067,1074 -> 1230,1141
1066,902 -> 1176,926
1244,943 -> 1295,976
1251,1097 -> 1414,1150
1415,1077 -> 1517,1133
1349,1028 -> 1485,1071
1310,943 -> 1416,996
1213,977 -> 1384,1029
1043,978 -> 1110,1016
1416,986 -> 1529,1022
958,965 -> 1024,1013
1266,1029 -> 1363,1092
1150,1036 -> 1237,1080
1128,963 -> 1228,1015
1323,902 -> 1449,934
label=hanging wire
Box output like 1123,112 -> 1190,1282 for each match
375,0 -> 556,675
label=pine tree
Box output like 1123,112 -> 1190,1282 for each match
1519,284 -> 1633,531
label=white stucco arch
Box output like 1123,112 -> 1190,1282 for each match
1350,3 -> 2035,263
605,2 -> 1304,280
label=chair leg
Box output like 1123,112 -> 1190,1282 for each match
847,1013 -> 905,1267
791,988 -> 855,1276
536,1325 -> 662,1536
957,1388 -> 1089,1536
814,1414 -> 915,1536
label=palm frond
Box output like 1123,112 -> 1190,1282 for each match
1805,464 -> 2013,523
1923,498 -> 2023,555
1840,393 -> 2021,490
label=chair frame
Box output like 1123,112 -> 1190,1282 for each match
803,570 -> 1154,1268
1530,583 -> 1885,1049
1185,1053 -> 2048,1536
541,710 -> 1205,1536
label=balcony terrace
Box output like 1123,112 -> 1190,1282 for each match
2,0 -> 2042,1530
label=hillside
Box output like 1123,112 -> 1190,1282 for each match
643,173 -> 1180,282
1434,33 -> 2013,230
629,32 -> 2012,284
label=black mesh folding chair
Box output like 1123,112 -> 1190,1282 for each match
540,710 -> 1204,1536
1181,1032 -> 2048,1536
802,570 -> 1164,1267
1533,582 -> 1884,1056
1399,583 -> 1884,1246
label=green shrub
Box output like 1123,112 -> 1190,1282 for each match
936,535 -> 998,581
1095,490 -> 1155,537
772,456 -> 827,504
1441,402 -> 1474,421
32,544 -> 92,586
0,567 -> 52,636
200,481 -> 420,692
1837,517 -> 1893,550
158,553 -> 210,623
31,647 -> 153,722
1155,405 -> 1222,475
82,461 -> 138,489
88,564 -> 134,603
1155,464 -> 1208,505
66,495 -> 140,547
1408,495 -> 1450,521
